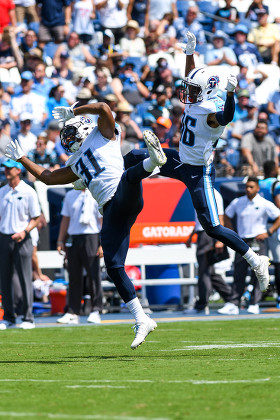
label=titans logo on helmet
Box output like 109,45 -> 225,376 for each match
80,116 -> 93,124
208,76 -> 219,89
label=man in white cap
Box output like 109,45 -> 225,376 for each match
0,159 -> 41,330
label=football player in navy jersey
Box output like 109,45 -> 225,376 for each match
124,32 -> 271,306
5,101 -> 167,349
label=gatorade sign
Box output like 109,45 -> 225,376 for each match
130,222 -> 196,245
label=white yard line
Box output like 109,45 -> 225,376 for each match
159,342 -> 280,351
0,413 -> 170,420
65,385 -> 127,389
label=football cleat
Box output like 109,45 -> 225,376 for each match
253,256 -> 270,292
143,130 -> 167,167
131,317 -> 157,349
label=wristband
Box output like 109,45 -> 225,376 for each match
24,229 -> 29,236
57,240 -> 64,244
267,229 -> 273,236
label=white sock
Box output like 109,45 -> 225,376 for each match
126,297 -> 148,323
243,248 -> 261,268
143,158 -> 156,172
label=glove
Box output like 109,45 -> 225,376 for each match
226,74 -> 237,92
177,31 -> 196,55
5,139 -> 25,161
72,179 -> 87,190
52,101 -> 78,123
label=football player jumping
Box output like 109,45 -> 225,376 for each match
5,102 -> 167,349
124,31 -> 270,301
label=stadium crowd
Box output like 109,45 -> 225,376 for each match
1,0 -> 280,323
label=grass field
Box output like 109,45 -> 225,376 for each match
0,318 -> 280,420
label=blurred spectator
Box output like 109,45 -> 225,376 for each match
127,0 -> 150,37
22,47 -> 44,72
93,67 -> 114,100
205,30 -> 237,68
149,0 -> 177,25
10,70 -> 48,135
36,0 -> 72,48
111,59 -> 149,105
148,83 -> 170,120
267,80 -> 280,120
247,9 -> 280,64
62,69 -> 84,104
95,29 -> 122,72
14,0 -> 39,25
151,116 -> 172,148
45,119 -> 61,150
213,0 -> 239,34
245,0 -> 269,24
53,31 -> 96,73
75,87 -> 95,106
17,112 -> 37,154
174,4 -> 206,48
241,120 -> 278,176
51,50 -> 73,83
0,0 -> 16,34
167,105 -> 183,146
154,12 -> 177,51
0,119 -> 12,158
153,57 -> 174,92
71,0 -> 95,44
27,132 -> 60,182
231,99 -> 259,141
18,29 -> 38,55
47,84 -> 69,121
95,0 -> 129,44
119,19 -> 146,57
233,23 -> 263,68
32,62 -> 55,98
115,101 -> 143,152
0,27 -> 23,74
232,89 -> 249,122
236,64 -> 267,97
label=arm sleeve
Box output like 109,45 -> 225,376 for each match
215,95 -> 235,126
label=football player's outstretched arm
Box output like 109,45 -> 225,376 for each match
177,31 -> 196,76
53,102 -> 116,140
5,140 -> 78,185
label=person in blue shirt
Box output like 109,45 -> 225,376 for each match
233,23 -> 263,68
32,62 -> 56,98
47,85 -> 69,122
259,160 -> 280,308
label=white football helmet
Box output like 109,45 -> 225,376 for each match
179,66 -> 220,104
60,116 -> 95,152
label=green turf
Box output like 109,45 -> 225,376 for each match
0,319 -> 280,420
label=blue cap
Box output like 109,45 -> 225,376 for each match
21,71 -> 33,81
233,24 -> 249,35
2,159 -> 24,170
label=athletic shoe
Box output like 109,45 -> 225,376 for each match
18,321 -> 35,330
131,317 -> 157,350
253,256 -> 270,292
247,304 -> 260,315
217,302 -> 239,315
56,313 -> 79,324
143,130 -> 167,167
0,321 -> 16,330
183,306 -> 209,315
87,311 -> 101,324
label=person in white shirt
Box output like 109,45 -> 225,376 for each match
5,101 -> 167,349
0,159 -> 41,330
56,189 -> 103,325
218,177 -> 280,315
17,112 -> 37,154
